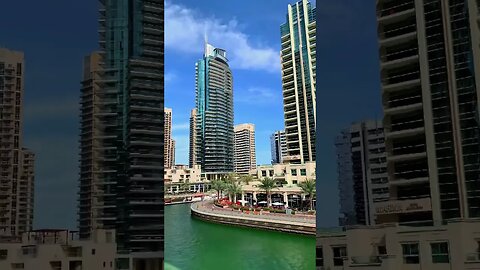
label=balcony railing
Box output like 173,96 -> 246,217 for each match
383,71 -> 420,85
381,23 -> 416,40
378,1 -> 415,18
350,256 -> 383,266
465,252 -> 480,262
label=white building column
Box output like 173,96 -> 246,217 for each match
241,192 -> 245,206
283,192 -> 289,208
253,192 -> 257,202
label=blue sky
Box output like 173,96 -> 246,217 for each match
165,0 -> 297,165
0,0 -> 383,230
316,0 -> 383,227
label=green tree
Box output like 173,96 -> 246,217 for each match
226,181 -> 242,203
258,177 -> 277,207
298,179 -> 316,211
240,174 -> 254,185
210,179 -> 226,202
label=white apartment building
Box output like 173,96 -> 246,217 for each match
164,165 -> 206,193
234,123 -> 256,175
317,219 -> 480,270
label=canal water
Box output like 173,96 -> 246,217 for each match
164,203 -> 315,270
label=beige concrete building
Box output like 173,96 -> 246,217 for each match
280,0 -> 316,164
336,120 -> 388,226
78,52 -> 104,240
189,108 -> 196,168
234,123 -> 256,175
164,165 -> 207,194
240,161 -> 316,208
0,48 -> 35,236
164,108 -> 175,169
317,219 -> 480,270
376,0 -> 480,226
0,229 -> 161,270
254,161 -> 315,186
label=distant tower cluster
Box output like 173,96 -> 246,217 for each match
336,120 -> 387,226
164,108 -> 175,169
0,48 -> 35,236
189,108 -> 197,168
234,124 -> 257,174
270,130 -> 287,164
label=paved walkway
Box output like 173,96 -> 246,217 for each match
192,201 -> 315,227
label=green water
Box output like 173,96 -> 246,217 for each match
165,203 -> 315,270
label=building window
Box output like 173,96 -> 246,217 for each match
291,169 -> 297,176
402,243 -> 419,264
262,170 -> 267,177
300,169 -> 306,176
378,245 -> 387,256
92,249 -> 96,255
269,170 -> 274,176
431,242 -> 449,263
293,180 -> 298,185
333,246 -> 347,266
316,246 -> 323,266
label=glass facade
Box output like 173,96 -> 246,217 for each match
280,0 -> 316,164
194,44 -> 234,172
79,0 -> 163,256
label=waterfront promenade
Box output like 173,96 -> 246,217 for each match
191,201 -> 315,235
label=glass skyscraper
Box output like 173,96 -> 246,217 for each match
78,0 -> 163,263
280,0 -> 316,164
194,42 -> 234,173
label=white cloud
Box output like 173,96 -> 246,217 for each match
235,87 -> 282,105
165,2 -> 280,73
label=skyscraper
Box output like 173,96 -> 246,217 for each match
280,0 -> 316,164
189,108 -> 197,168
336,120 -> 388,226
194,41 -> 234,173
234,124 -> 256,175
78,0 -> 163,260
164,108 -> 175,169
0,48 -> 35,236
376,0 -> 480,226
270,130 -> 287,164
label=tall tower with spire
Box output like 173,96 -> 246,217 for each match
194,41 -> 234,172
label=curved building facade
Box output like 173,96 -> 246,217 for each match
194,43 -> 234,173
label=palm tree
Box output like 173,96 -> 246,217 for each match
257,177 -> 277,207
298,179 -> 316,211
240,174 -> 254,185
225,172 -> 238,184
210,179 -> 226,202
226,181 -> 242,203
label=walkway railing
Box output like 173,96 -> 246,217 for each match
192,201 -> 315,226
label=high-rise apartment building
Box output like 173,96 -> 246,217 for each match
78,0 -> 163,260
189,108 -> 197,168
0,48 -> 35,236
336,120 -> 388,226
270,130 -> 287,164
376,0 -> 480,226
280,0 -> 316,164
194,41 -> 234,173
164,108 -> 175,169
234,124 -> 256,174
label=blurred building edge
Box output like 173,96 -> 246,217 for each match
316,218 -> 480,270
0,229 -> 162,270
